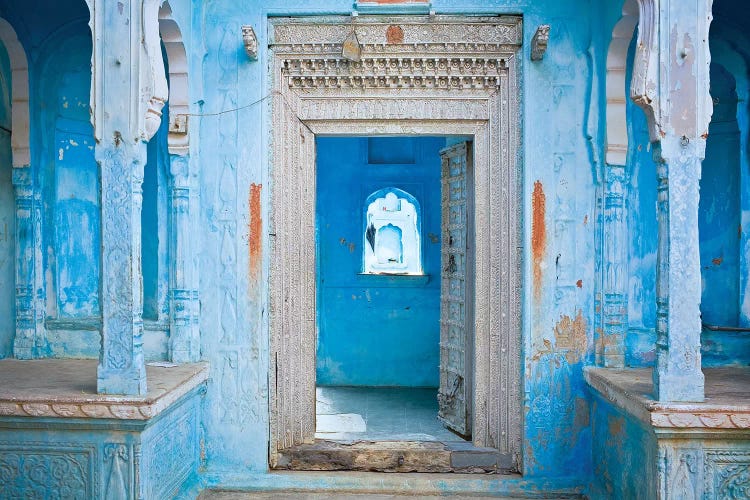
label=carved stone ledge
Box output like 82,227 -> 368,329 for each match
271,15 -> 523,47
0,359 -> 208,420
585,367 -> 750,430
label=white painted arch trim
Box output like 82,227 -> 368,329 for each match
159,1 -> 189,156
0,18 -> 29,167
605,0 -> 638,166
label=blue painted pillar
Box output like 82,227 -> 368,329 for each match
11,165 -> 44,358
92,0 -> 167,394
96,143 -> 148,394
598,163 -> 627,367
631,0 -> 712,402
169,154 -> 199,363
653,138 -> 705,402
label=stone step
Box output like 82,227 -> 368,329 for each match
275,440 -> 513,473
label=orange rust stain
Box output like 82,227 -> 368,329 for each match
712,257 -> 723,266
248,183 -> 262,278
553,310 -> 587,364
532,181 -> 546,300
576,279 -> 583,288
574,397 -> 590,427
386,25 -> 404,44
608,415 -> 624,437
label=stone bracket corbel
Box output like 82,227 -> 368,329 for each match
531,25 -> 550,61
242,25 -> 258,60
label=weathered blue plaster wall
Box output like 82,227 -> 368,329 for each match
625,30 -> 658,367
588,390 -> 656,498
316,136 -> 444,388
0,0 -> 98,357
0,40 -> 11,359
699,5 -> 750,367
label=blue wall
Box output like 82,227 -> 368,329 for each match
625,30 -> 659,367
316,136 -> 445,387
0,40 -> 11,359
699,7 -> 750,366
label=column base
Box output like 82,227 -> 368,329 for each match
654,370 -> 705,403
97,363 -> 148,395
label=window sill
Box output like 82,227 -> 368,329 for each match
356,273 -> 431,287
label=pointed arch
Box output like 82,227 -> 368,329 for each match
159,1 -> 189,155
0,18 -> 29,167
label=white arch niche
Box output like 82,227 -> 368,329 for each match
158,1 -> 189,155
0,18 -> 29,167
605,0 -> 638,166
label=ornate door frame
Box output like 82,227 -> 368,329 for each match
268,14 -> 523,469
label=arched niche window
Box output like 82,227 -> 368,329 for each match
363,187 -> 422,274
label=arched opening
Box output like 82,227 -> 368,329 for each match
139,1 -> 193,361
363,187 -> 422,275
699,0 -> 750,365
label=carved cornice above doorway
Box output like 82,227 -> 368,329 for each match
271,16 -> 522,92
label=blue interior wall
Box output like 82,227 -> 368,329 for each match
625,30 -> 659,367
316,136 -> 444,387
699,5 -> 750,366
0,41 -> 12,359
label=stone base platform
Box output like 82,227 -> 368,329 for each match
0,359 -> 208,499
585,367 -> 750,499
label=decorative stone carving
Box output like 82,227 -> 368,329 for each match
268,15 -> 522,468
531,25 -> 550,61
96,144 -> 147,395
631,0 -> 660,142
168,155 -> 200,363
242,25 -> 258,60
0,445 -> 94,498
104,444 -> 129,499
705,450 -> 750,499
11,166 -> 45,359
145,405 -> 195,498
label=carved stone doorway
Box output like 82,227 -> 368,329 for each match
268,15 -> 523,472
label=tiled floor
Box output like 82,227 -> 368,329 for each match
315,386 -> 466,442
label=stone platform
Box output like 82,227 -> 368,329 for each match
585,367 -> 750,498
0,359 -> 208,499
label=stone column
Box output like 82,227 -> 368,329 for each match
652,138 -> 705,402
11,165 -> 44,359
96,142 -> 148,395
168,154 -> 200,363
91,0 -> 167,394
633,0 -> 713,402
598,163 -> 628,368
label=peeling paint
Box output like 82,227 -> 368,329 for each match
553,310 -> 587,364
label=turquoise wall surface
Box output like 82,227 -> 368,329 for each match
0,39 -> 12,359
699,5 -> 750,367
316,136 -> 444,388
